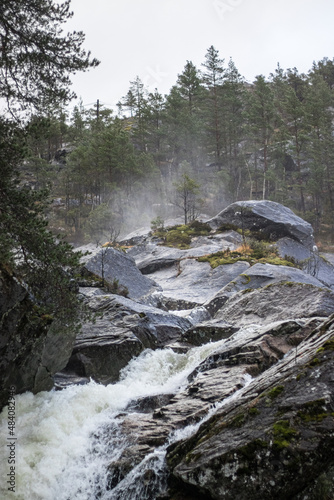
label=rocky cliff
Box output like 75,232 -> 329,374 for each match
0,267 -> 77,410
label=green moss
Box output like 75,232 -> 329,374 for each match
296,399 -> 332,422
185,451 -> 202,463
165,229 -> 191,248
308,357 -> 321,367
258,257 -> 297,267
272,420 -> 297,448
198,252 -> 252,267
228,413 -> 245,428
323,338 -> 334,351
188,220 -> 211,235
41,314 -> 54,324
298,412 -> 330,423
240,274 -> 251,284
217,223 -> 239,232
236,228 -> 252,237
267,385 -> 284,400
153,229 -> 167,239
248,407 -> 260,416
159,221 -> 211,249
197,248 -> 298,269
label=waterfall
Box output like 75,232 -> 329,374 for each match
0,338 -> 236,500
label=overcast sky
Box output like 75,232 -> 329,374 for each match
65,0 -> 334,113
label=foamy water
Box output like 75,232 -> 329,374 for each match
0,339 -> 234,500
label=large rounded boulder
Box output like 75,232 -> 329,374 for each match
207,200 -> 315,249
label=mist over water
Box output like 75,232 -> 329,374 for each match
0,339 -> 233,500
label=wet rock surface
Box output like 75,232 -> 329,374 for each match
276,237 -> 334,289
167,317 -> 334,500
206,200 -> 315,249
147,259 -> 251,309
6,200 -> 334,498
0,267 -> 77,408
88,201 -> 334,499
203,262 -> 329,316
80,245 -> 161,301
213,282 -> 334,327
104,316 -> 333,499
61,294 -> 192,384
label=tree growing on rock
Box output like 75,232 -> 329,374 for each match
173,165 -> 204,224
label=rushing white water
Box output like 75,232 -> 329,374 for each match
0,338 -> 236,500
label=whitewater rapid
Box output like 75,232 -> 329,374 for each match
0,338 -> 240,500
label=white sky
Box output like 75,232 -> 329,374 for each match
64,0 -> 334,113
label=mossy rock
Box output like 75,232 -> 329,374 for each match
238,439 -> 268,460
166,229 -> 191,248
266,385 -> 284,400
296,398 -> 334,423
188,220 -> 211,235
323,338 -> 334,351
272,419 -> 298,448
217,223 -> 239,232
198,248 -> 295,269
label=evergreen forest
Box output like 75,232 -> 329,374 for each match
8,46 -> 334,243
23,47 -> 334,246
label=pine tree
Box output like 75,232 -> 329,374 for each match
0,0 -> 99,113
305,73 -> 334,234
283,69 -> 309,213
0,0 -> 99,327
220,58 -> 246,200
164,61 -> 205,169
246,75 -> 277,200
201,46 -> 225,166
173,165 -> 203,224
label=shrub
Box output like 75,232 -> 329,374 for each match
166,229 -> 191,248
151,216 -> 165,232
188,220 -> 211,235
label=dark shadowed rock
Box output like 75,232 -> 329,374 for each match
0,268 -> 76,409
63,323 -> 144,385
207,200 -> 315,249
182,320 -> 238,346
167,317 -> 334,500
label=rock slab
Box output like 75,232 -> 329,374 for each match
81,246 -> 160,301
